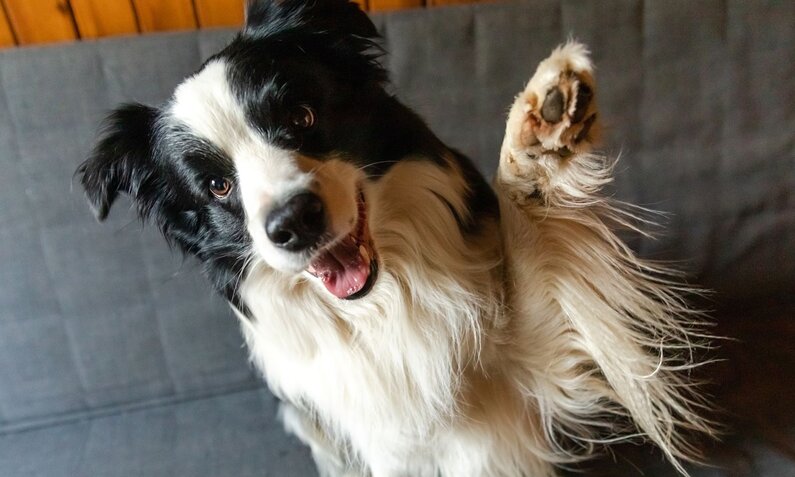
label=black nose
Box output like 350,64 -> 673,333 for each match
265,192 -> 326,251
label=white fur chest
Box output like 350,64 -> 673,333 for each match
236,265 -> 479,466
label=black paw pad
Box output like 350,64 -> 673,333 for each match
571,83 -> 593,123
541,88 -> 564,123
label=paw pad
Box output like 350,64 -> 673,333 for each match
520,55 -> 598,153
541,88 -> 565,123
499,42 -> 601,203
571,83 -> 592,124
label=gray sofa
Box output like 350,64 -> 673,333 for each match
1,1 -> 793,476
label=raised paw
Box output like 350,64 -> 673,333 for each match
498,42 -> 601,205
502,42 -> 599,162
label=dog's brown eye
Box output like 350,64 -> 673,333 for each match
290,105 -> 315,129
209,177 -> 232,199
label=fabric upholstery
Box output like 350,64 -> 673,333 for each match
0,389 -> 315,477
0,0 -> 793,475
0,31 -> 255,430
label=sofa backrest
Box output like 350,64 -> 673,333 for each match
1,0 -> 792,432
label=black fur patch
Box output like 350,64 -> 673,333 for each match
214,0 -> 450,176
78,104 -> 254,317
451,150 -> 501,234
78,103 -> 160,221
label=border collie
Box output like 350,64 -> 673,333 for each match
78,1 -> 713,475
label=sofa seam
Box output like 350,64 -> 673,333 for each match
0,381 -> 264,437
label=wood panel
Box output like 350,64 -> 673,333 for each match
194,0 -> 244,28
0,0 -> 499,48
132,0 -> 197,32
194,0 -> 368,28
70,0 -> 138,39
2,0 -> 77,45
0,2 -> 15,47
369,0 -> 424,12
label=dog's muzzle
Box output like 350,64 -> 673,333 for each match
265,191 -> 326,252
306,190 -> 378,300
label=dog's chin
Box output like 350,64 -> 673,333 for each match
306,191 -> 379,300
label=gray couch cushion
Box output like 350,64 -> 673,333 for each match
0,388 -> 314,477
0,30 -> 255,430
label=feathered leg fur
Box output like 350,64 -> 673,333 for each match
281,402 -> 367,477
495,42 -> 714,475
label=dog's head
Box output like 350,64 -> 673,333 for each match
79,0 -> 407,301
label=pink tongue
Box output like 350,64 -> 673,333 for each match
309,239 -> 370,299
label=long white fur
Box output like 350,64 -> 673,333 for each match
237,158 -> 504,475
495,42 -> 714,475
177,43 -> 712,476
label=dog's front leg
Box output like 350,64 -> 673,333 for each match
493,43 -> 712,474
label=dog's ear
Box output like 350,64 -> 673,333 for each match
242,0 -> 386,83
78,103 -> 159,221
244,0 -> 378,40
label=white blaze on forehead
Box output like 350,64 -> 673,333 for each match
171,61 -> 249,151
169,59 -> 320,273
169,60 -> 311,201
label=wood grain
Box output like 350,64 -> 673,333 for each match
0,2 -> 15,47
70,0 -> 138,39
369,0 -> 423,12
194,0 -> 244,28
2,0 -> 77,45
132,0 -> 197,32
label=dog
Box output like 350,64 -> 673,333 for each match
78,1 -> 713,475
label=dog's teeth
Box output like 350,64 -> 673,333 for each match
359,245 -> 369,262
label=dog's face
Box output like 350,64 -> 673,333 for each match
79,1 -> 394,302
167,44 -> 382,300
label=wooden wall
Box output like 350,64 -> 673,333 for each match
0,0 -> 488,48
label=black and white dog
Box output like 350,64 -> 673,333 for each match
79,1 -> 712,475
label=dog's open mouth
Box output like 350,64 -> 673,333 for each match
306,191 -> 378,300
